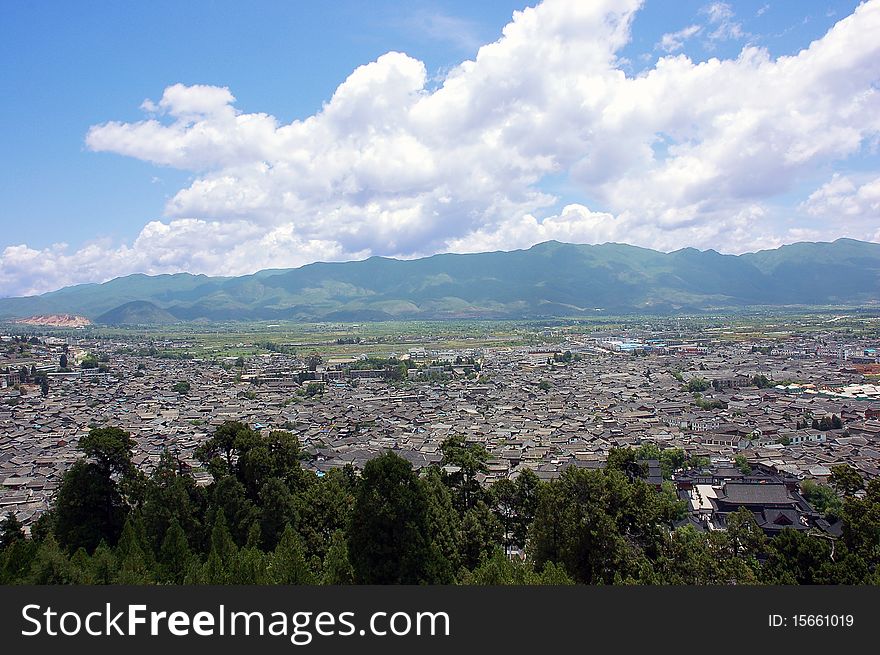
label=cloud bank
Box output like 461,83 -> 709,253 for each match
3,0 -> 880,296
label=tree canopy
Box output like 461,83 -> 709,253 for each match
2,420 -> 878,586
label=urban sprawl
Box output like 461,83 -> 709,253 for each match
3,321 -> 880,543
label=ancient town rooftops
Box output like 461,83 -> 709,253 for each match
714,482 -> 793,507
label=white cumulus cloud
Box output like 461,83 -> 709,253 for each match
657,25 -> 703,53
2,0 -> 880,297
800,173 -> 880,241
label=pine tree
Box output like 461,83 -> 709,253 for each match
199,548 -> 227,584
196,510 -> 238,584
460,501 -> 503,570
0,537 -> 37,584
422,469 -> 461,582
115,516 -> 155,584
230,547 -> 270,584
347,452 -> 435,584
0,512 -> 25,549
209,510 -> 238,564
270,524 -> 314,584
68,548 -> 96,584
90,541 -> 118,584
29,534 -> 73,584
54,460 -> 125,552
258,478 -> 296,550
158,519 -> 192,584
321,530 -> 354,584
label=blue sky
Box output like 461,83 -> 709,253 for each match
1,0 -> 878,296
1,0 -> 522,248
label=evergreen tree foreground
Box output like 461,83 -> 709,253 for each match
2,424 -> 878,586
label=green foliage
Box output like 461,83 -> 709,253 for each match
686,377 -> 710,392
30,510 -> 55,544
686,455 -> 711,470
0,513 -> 25,549
29,534 -> 76,584
440,435 -> 489,512
347,452 -> 443,584
752,374 -> 774,388
321,530 -> 354,584
258,478 -> 297,550
801,480 -> 843,522
158,519 -> 193,584
230,543 -> 271,584
734,455 -> 752,476
462,548 -> 574,585
54,460 -> 125,553
460,501 -> 503,570
195,422 -> 306,501
607,445 -> 689,480
5,420 -> 879,586
421,468 -> 461,582
79,426 -> 135,477
195,420 -> 249,479
830,464 -> 864,497
209,477 -> 259,546
49,426 -> 137,554
171,380 -> 191,394
80,356 -> 99,369
197,511 -> 238,584
305,382 -> 324,397
811,414 -> 843,431
115,516 -> 155,584
85,541 -> 117,584
490,469 -> 539,549
528,466 -> 685,584
269,524 -> 314,584
606,447 -> 639,474
653,526 -> 760,584
248,430 -> 306,495
658,449 -> 687,478
762,529 -> 837,584
296,467 -> 354,563
840,478 -> 880,564
1,538 -> 37,584
263,341 -> 297,354
627,444 -> 687,479
347,356 -> 410,372
694,395 -> 725,410
724,507 -> 766,560
139,451 -> 205,554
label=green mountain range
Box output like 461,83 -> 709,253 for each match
2,239 -> 879,323
93,300 -> 178,325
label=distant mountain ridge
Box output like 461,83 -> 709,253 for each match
1,238 -> 879,323
94,300 -> 177,325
